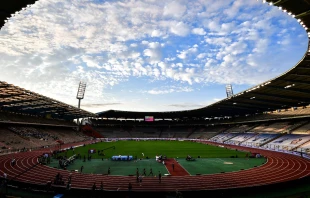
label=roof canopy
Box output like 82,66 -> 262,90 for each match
0,0 -> 38,30
0,81 -> 96,120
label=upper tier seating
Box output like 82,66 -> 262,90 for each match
226,124 -> 255,133
250,122 -> 290,133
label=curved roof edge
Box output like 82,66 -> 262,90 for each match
0,81 -> 97,120
0,0 -> 39,30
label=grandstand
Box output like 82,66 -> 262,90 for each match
242,133 -> 282,147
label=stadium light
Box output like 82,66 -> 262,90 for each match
76,81 -> 86,100
76,81 -> 87,128
225,84 -> 234,98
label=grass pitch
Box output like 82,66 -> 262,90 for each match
59,140 -> 250,159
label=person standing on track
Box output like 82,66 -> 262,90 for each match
158,171 -> 162,183
100,181 -> 104,191
136,171 -> 139,183
143,168 -> 146,176
128,182 -> 132,191
68,173 -> 72,183
138,175 -> 143,186
172,162 -> 175,171
148,168 -> 153,176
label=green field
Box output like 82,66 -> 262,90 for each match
58,140 -> 250,159
49,140 -> 266,175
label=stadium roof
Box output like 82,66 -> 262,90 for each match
1,0 -> 310,120
0,0 -> 38,30
0,81 -> 96,120
97,0 -> 310,119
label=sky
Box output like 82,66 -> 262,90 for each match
0,0 -> 308,113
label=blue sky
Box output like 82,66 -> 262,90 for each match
0,0 -> 307,113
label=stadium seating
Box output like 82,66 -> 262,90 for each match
225,124 -> 256,133
209,133 -> 239,143
263,134 -> 310,151
0,111 -> 76,126
249,122 -> 290,133
188,126 -> 227,139
0,125 -> 87,154
225,133 -> 257,145
291,121 -> 310,134
241,133 -> 281,147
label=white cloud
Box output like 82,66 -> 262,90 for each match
192,28 -> 206,35
163,1 -> 187,19
197,53 -> 207,59
151,29 -> 164,37
170,21 -> 190,37
143,42 -> 162,64
146,86 -> 193,95
177,45 -> 198,59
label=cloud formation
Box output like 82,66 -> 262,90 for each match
0,0 -> 307,112
145,86 -> 194,95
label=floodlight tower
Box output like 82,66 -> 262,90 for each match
226,84 -> 233,98
76,81 -> 87,128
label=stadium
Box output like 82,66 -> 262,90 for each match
1,0 -> 310,198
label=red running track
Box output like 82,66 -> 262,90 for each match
164,159 -> 190,176
1,140 -> 310,192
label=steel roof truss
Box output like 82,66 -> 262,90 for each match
248,92 -> 309,103
239,97 -> 296,106
272,0 -> 292,6
295,9 -> 310,18
267,85 -> 310,95
277,79 -> 310,86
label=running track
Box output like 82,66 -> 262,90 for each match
1,140 -> 310,192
